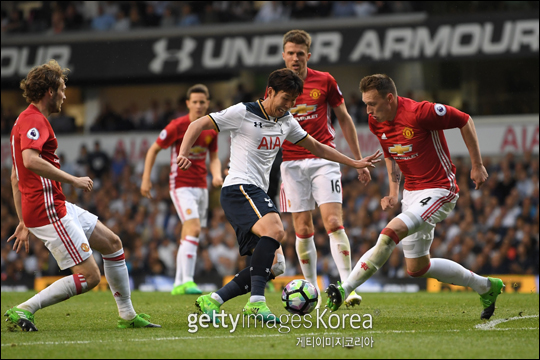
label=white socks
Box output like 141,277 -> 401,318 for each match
103,249 -> 136,321
343,229 -> 397,296
420,258 -> 491,294
180,236 -> 199,284
295,234 -> 319,293
18,274 -> 88,314
328,228 -> 352,282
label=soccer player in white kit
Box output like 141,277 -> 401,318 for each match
141,84 -> 222,296
6,60 -> 160,331
280,29 -> 367,308
326,74 -> 504,320
177,68 -> 382,323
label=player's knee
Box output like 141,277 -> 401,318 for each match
84,269 -> 101,290
273,229 -> 285,243
109,233 -> 123,252
324,217 -> 342,234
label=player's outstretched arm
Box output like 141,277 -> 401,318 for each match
22,149 -> 93,192
460,117 -> 488,190
209,151 -> 223,187
381,158 -> 400,211
334,102 -> 371,185
9,166 -> 30,253
141,142 -> 163,198
297,135 -> 382,169
177,115 -> 216,170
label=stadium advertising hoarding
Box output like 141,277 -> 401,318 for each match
1,13 -> 537,85
1,120 -> 538,168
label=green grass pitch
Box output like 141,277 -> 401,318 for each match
2,290 -> 538,359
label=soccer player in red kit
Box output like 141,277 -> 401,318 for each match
280,29 -> 366,308
141,84 -> 222,295
5,60 -> 160,331
326,74 -> 504,320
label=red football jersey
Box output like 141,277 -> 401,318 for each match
282,68 -> 344,161
156,115 -> 218,189
10,104 -> 67,228
368,97 -> 470,193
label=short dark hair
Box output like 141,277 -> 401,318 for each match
186,84 -> 210,100
267,68 -> 304,98
20,59 -> 69,103
359,74 -> 397,97
283,29 -> 312,53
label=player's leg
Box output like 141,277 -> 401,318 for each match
5,213 -> 99,331
89,219 -> 160,328
281,160 -> 320,304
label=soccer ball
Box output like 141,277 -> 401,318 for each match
281,279 -> 318,315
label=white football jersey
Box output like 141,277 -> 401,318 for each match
209,100 -> 308,192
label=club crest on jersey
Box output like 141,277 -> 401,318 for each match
257,136 -> 281,150
186,209 -> 192,215
290,104 -> 317,116
205,135 -> 213,145
402,127 -> 414,139
434,103 -> 447,116
309,88 -> 321,99
27,128 -> 40,140
389,144 -> 412,155
81,243 -> 90,252
159,129 -> 167,140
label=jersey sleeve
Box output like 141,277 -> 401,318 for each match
327,73 -> 345,108
415,102 -> 470,131
208,103 -> 245,132
156,122 -> 179,149
285,116 -> 308,144
19,115 -> 50,152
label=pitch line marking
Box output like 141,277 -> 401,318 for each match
474,315 -> 539,331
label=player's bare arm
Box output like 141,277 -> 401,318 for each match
209,151 -> 223,187
297,135 -> 382,169
460,117 -> 488,190
177,115 -> 216,170
9,166 -> 30,253
334,102 -> 371,185
381,157 -> 400,211
141,142 -> 163,198
22,148 -> 93,192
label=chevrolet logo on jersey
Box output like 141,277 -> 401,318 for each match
290,104 -> 317,116
389,144 -> 412,155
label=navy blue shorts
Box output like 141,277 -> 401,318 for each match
220,184 -> 279,256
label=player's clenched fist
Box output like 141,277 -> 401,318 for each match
177,154 -> 192,170
73,176 -> 93,192
381,195 -> 398,211
471,165 -> 488,190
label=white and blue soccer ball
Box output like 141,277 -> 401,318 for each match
281,279 -> 318,315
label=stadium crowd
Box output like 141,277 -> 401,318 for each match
1,139 -> 538,288
2,1 -> 536,36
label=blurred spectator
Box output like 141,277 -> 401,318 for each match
112,9 -> 130,31
87,140 -> 111,180
49,108 -> 76,133
178,3 -> 200,26
91,103 -> 123,132
254,1 -> 288,23
354,1 -> 378,16
4,9 -> 25,34
91,5 -> 116,31
160,6 -> 176,28
332,1 -> 356,17
128,4 -> 144,29
64,3 -> 84,31
143,3 -> 160,27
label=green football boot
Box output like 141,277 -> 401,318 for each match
4,307 -> 38,332
344,290 -> 363,308
183,281 -> 203,295
117,313 -> 161,328
242,301 -> 281,324
480,277 -> 505,320
195,294 -> 221,324
325,282 -> 346,312
171,283 -> 186,295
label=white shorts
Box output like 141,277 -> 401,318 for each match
170,187 -> 208,227
280,158 -> 342,213
398,188 -> 458,259
28,202 -> 98,270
